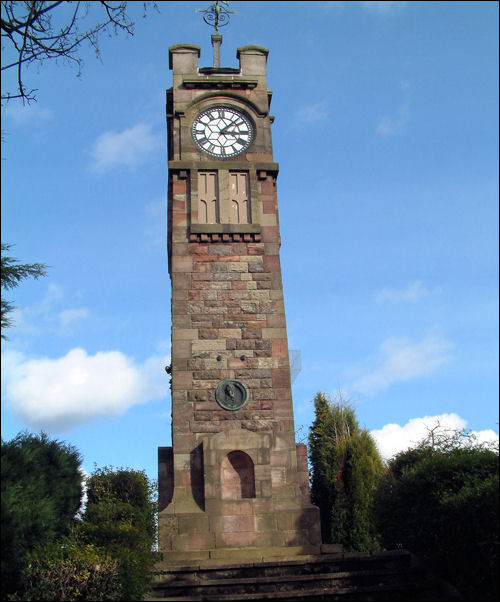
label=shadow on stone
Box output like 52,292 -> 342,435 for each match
158,447 -> 173,512
190,443 -> 205,511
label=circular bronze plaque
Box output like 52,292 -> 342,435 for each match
215,379 -> 248,411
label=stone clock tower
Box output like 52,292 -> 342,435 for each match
158,40 -> 321,566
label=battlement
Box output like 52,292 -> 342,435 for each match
169,43 -> 269,78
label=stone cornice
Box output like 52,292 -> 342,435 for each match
182,77 -> 258,90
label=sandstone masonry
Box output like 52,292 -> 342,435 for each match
158,43 -> 321,566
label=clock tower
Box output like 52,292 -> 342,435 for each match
158,37 -> 321,565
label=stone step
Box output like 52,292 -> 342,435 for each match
154,550 -> 413,583
151,581 -> 445,602
154,567 -> 426,598
150,550 -> 461,601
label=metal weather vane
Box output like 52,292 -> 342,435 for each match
196,1 -> 236,33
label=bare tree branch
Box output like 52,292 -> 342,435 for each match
1,1 -> 156,102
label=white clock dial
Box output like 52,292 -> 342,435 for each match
192,106 -> 253,158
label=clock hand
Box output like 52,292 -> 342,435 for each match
219,124 -> 237,135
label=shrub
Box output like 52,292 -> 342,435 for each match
15,538 -> 120,601
79,467 -> 158,601
1,432 -> 83,600
375,433 -> 499,601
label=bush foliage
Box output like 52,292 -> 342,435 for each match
1,432 -> 83,599
1,433 -> 158,601
375,430 -> 499,601
308,392 -> 384,552
78,466 -> 158,601
16,539 -> 120,601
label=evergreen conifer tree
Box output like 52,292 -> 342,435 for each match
1,431 -> 83,598
308,392 -> 383,552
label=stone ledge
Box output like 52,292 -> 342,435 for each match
182,77 -> 258,90
155,545 -> 325,570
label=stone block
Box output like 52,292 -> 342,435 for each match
216,531 -> 258,548
218,328 -> 242,339
171,531 -> 215,553
172,328 -> 198,341
272,368 -> 291,388
172,371 -> 193,389
171,272 -> 191,289
260,226 -> 280,243
266,314 -> 286,328
249,290 -> 271,300
248,261 -> 264,273
171,314 -> 191,329
171,433 -> 197,453
211,262 -> 248,273
177,514 -> 210,534
208,548 -> 264,562
187,390 -> 208,402
190,421 -> 221,433
210,514 -> 255,533
171,256 -> 193,272
247,243 -> 265,255
262,327 -> 287,340
270,289 -> 284,300
255,513 -> 277,532
259,479 -> 273,498
157,550 -> 209,567
192,340 -> 226,352
261,212 -> 278,229
173,453 -> 191,471
271,467 -> 286,485
205,500 -> 254,516
242,328 -> 262,339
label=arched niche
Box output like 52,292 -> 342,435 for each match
221,450 -> 256,500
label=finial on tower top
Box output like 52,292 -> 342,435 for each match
196,1 -> 236,68
196,1 -> 236,33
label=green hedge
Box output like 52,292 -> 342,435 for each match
78,467 -> 158,601
375,441 -> 499,601
1,432 -> 83,599
13,539 -> 120,602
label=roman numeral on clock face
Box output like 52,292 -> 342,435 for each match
192,106 -> 253,157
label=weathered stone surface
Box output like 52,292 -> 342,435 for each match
159,41 -> 321,566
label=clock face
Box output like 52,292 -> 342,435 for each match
192,106 -> 253,158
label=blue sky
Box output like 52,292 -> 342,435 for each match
1,1 -> 498,478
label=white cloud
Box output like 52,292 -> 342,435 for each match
294,101 -> 329,124
1,348 -> 170,431
10,283 -> 89,338
90,123 -> 160,172
376,101 -> 409,136
361,1 -> 407,15
377,80 -> 411,136
371,413 -> 499,460
59,308 -> 90,331
3,102 -> 53,125
376,280 -> 432,303
470,429 -> 500,447
351,332 -> 454,396
9,283 -> 63,336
